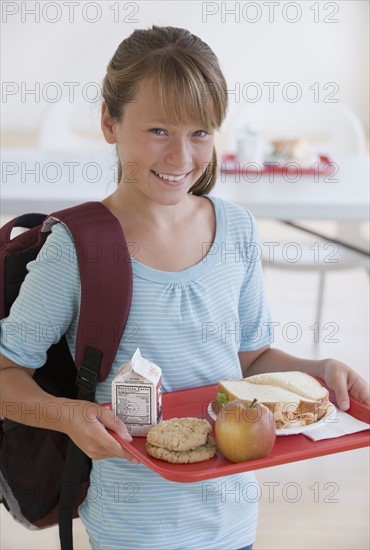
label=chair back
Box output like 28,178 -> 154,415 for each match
223,101 -> 367,156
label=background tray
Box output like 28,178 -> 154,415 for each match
220,155 -> 334,176
105,383 -> 370,483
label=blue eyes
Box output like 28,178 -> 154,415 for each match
150,128 -> 208,137
150,128 -> 166,136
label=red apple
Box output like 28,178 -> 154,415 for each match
215,399 -> 276,463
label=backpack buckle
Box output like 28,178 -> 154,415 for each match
76,346 -> 102,394
76,365 -> 98,394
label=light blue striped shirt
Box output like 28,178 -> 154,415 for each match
1,196 -> 272,550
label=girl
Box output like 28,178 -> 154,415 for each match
1,26 -> 369,550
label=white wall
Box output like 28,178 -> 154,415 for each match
1,0 -> 369,144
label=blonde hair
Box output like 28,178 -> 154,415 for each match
102,26 -> 228,195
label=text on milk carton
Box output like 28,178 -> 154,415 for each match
112,348 -> 162,436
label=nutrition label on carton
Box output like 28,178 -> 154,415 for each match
112,348 -> 162,436
116,385 -> 152,425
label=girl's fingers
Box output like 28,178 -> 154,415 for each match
98,405 -> 133,441
348,376 -> 370,407
68,402 -> 140,462
92,421 -> 140,463
99,408 -> 140,463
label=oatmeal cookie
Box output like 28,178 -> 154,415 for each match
146,435 -> 217,464
146,417 -> 212,452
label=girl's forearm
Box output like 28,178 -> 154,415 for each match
0,360 -> 136,461
244,347 -> 327,379
0,364 -> 72,432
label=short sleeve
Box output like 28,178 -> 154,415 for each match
238,211 -> 272,351
0,223 -> 81,368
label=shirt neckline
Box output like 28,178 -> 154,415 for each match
131,195 -> 226,283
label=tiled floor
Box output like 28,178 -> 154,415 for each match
1,220 -> 369,550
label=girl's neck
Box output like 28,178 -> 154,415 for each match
103,183 -> 197,230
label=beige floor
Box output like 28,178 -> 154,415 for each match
0,220 -> 369,550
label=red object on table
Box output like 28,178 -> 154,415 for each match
220,154 -> 334,176
105,382 -> 370,483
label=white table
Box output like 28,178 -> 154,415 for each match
1,149 -> 117,216
1,150 -> 369,221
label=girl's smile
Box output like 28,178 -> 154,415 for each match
150,169 -> 193,186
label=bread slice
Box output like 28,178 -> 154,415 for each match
245,371 -> 329,409
216,375 -> 329,429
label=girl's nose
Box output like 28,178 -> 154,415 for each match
164,138 -> 191,167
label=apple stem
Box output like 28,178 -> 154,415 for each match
250,398 -> 258,407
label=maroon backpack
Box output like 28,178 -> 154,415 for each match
0,202 -> 133,550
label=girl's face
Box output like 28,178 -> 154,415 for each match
102,80 -> 215,206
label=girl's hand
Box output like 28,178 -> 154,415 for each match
321,359 -> 370,411
60,400 -> 140,463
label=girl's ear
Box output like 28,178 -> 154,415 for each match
101,102 -> 117,144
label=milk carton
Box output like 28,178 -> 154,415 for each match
112,348 -> 162,436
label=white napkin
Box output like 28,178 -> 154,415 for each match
302,409 -> 370,441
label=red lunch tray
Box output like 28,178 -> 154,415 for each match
105,382 -> 370,483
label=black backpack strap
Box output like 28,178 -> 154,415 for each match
43,202 -> 133,550
58,347 -> 103,550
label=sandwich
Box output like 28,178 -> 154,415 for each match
270,138 -> 310,162
213,371 -> 329,429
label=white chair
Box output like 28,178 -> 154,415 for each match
223,101 -> 367,158
223,101 -> 369,341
